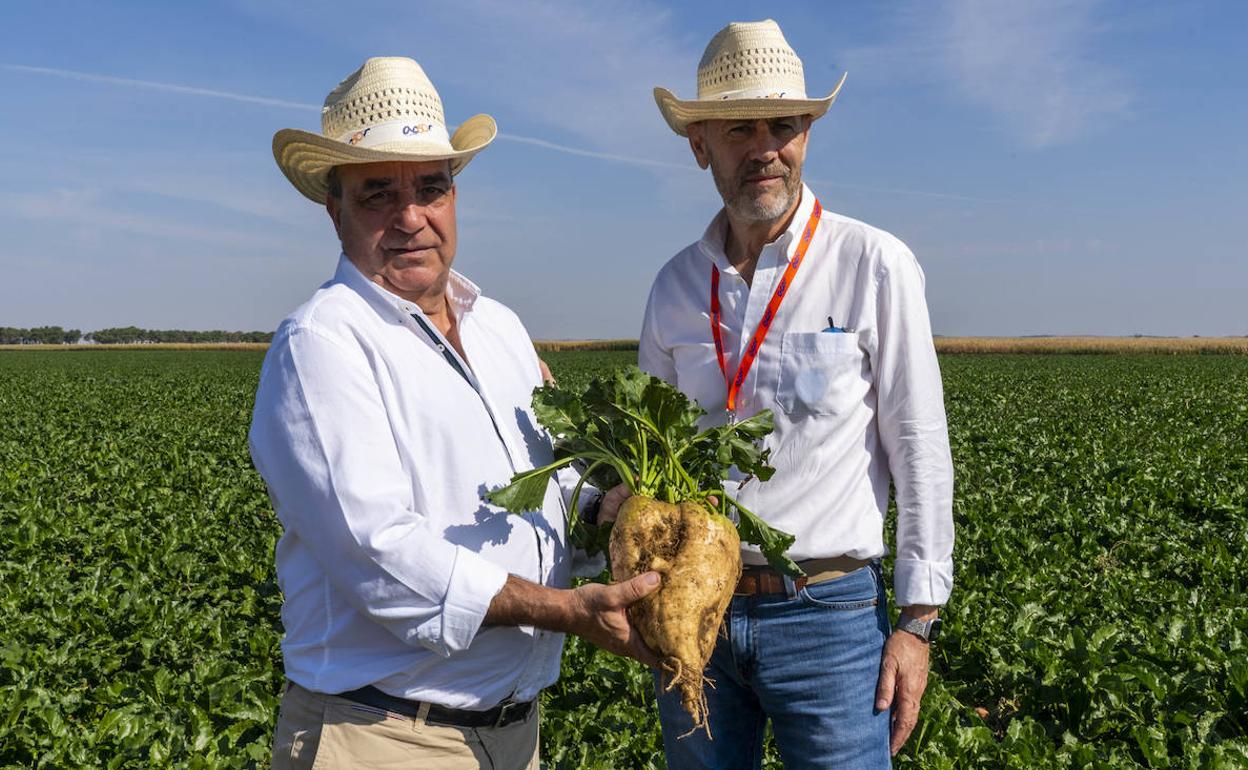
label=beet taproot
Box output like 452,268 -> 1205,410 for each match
610,495 -> 742,736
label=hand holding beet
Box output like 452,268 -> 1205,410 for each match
566,572 -> 663,668
486,367 -> 802,737
596,482 -> 631,524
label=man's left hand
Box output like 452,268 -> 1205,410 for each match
596,483 -> 631,524
539,358 -> 555,385
875,608 -> 935,756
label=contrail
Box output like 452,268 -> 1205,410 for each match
494,133 -> 694,172
1,64 -> 320,111
4,62 -> 695,172
3,63 -> 995,201
2,63 -> 692,172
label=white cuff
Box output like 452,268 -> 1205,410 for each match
893,558 -> 953,607
417,547 -> 508,656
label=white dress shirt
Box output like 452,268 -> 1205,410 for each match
639,185 -> 954,606
249,255 -> 569,709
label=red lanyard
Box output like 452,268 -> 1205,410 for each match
711,198 -> 822,413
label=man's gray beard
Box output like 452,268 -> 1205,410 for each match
712,163 -> 802,223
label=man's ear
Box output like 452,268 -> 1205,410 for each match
326,193 -> 342,238
687,123 -> 711,170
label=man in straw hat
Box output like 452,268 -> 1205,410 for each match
250,57 -> 660,769
611,19 -> 955,767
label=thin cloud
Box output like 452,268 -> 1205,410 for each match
944,0 -> 1130,147
229,0 -> 695,163
840,0 -> 1131,148
805,176 -> 1002,204
3,187 -> 296,252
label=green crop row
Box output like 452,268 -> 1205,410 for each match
1,351 -> 1245,768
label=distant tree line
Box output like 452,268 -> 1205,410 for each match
86,327 -> 274,344
0,326 -> 82,344
0,326 -> 274,345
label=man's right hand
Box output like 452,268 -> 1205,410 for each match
567,572 -> 662,667
485,572 -> 662,668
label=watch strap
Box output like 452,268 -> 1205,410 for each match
896,615 -> 939,643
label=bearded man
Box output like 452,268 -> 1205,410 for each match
604,20 -> 955,769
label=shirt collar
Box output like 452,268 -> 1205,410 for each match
334,253 -> 481,322
696,183 -> 816,274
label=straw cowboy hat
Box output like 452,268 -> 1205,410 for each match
654,19 -> 847,137
273,57 -> 496,202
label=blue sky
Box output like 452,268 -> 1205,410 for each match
2,0 -> 1245,338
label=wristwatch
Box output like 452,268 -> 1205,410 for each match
896,615 -> 942,643
581,492 -> 604,526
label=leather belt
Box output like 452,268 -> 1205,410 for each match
336,685 -> 534,728
733,556 -> 871,596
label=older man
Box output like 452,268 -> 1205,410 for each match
251,57 -> 658,770
615,20 -> 955,768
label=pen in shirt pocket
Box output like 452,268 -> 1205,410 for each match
824,316 -> 853,333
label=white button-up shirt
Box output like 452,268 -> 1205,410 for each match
639,186 -> 954,606
249,255 -> 570,709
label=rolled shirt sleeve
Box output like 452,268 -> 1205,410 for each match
870,248 -> 955,607
249,325 -> 508,657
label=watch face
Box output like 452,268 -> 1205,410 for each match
928,617 -> 943,642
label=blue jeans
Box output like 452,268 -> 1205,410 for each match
654,563 -> 892,769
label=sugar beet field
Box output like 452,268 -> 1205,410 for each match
1,350 -> 1245,769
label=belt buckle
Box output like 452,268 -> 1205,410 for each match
494,700 -> 525,728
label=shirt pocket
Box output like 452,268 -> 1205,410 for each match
775,331 -> 865,416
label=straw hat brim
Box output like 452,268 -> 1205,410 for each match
654,73 -> 847,137
272,114 -> 496,203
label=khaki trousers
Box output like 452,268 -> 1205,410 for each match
271,682 -> 539,770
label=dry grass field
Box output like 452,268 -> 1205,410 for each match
932,336 -> 1248,354
535,337 -> 1248,355
3,337 -> 1246,354
0,343 -> 271,352
532,339 -> 640,352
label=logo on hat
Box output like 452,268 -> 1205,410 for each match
271,56 -> 498,203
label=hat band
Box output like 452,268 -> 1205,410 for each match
702,84 -> 810,101
336,119 -> 453,150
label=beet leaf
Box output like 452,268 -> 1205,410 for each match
484,366 -> 802,576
